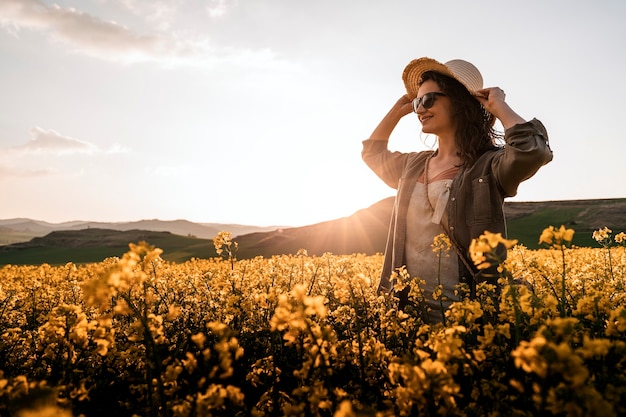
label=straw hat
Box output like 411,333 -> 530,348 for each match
402,57 -> 484,99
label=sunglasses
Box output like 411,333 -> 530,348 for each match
412,92 -> 446,112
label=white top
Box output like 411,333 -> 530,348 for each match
404,179 -> 459,323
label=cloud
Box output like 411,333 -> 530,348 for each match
105,143 -> 132,154
206,0 -> 237,18
116,0 -> 239,26
0,127 -> 132,179
0,163 -> 55,179
116,0 -> 182,30
7,127 -> 97,155
0,0 -> 289,69
0,0 -> 203,63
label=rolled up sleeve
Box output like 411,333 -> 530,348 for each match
361,139 -> 410,190
493,118 -> 553,197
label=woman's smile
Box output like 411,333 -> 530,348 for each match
419,115 -> 433,124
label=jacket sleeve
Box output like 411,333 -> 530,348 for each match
492,118 -> 553,197
361,139 -> 411,190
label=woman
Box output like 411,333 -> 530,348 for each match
362,57 -> 552,323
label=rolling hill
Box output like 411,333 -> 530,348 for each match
0,197 -> 625,266
0,218 -> 282,246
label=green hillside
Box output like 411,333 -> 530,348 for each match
506,207 -> 587,248
0,229 -> 213,266
504,199 -> 626,249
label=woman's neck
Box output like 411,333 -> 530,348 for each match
434,135 -> 461,162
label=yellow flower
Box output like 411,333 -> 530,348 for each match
592,227 -> 612,243
576,335 -> 611,359
539,225 -> 575,248
166,305 -> 182,321
472,349 -> 486,362
485,231 -> 517,250
606,308 -> 626,336
165,363 -> 183,382
182,351 -> 198,373
431,233 -> 451,253
469,239 -> 492,270
304,295 -> 328,318
469,231 -> 517,270
538,226 -> 555,246
333,400 -> 356,417
512,336 -> 548,378
213,231 -> 238,260
477,324 -> 496,348
94,339 -> 110,356
191,332 -> 206,348
554,225 -> 575,243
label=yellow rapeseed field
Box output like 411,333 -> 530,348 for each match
1,227 -> 625,416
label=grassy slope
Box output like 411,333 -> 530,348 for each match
506,199 -> 626,249
506,207 -> 589,248
0,230 -> 213,266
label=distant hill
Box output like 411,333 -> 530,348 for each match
0,218 -> 282,246
233,198 -> 393,259
0,198 -> 624,266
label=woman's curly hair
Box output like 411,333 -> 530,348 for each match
420,71 -> 503,165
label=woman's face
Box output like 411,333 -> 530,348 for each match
415,79 -> 454,136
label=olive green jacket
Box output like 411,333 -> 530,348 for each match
362,119 -> 552,293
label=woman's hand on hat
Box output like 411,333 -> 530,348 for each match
475,87 -> 506,111
367,94 -> 414,141
476,87 -> 526,129
393,94 -> 414,117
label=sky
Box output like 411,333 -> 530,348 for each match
1,0 -> 625,227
